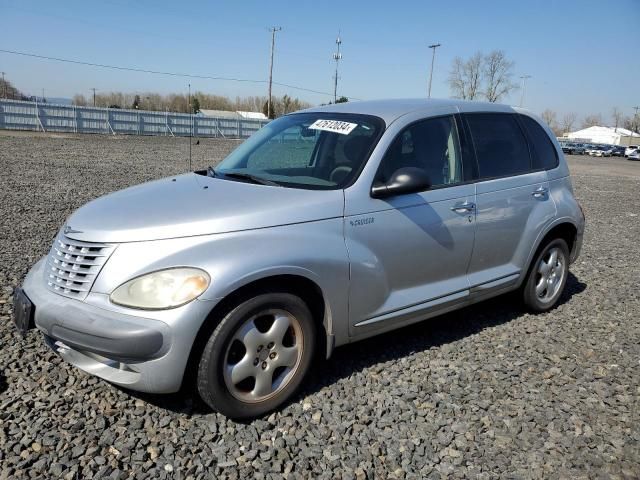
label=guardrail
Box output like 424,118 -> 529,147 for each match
0,99 -> 269,138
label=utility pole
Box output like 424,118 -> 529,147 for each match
427,43 -> 441,99
1,72 -> 6,99
333,32 -> 342,103
42,88 -> 45,102
519,75 -> 532,107
91,88 -> 96,107
632,106 -> 640,139
267,26 -> 282,119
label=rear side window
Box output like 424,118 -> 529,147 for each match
519,115 -> 559,170
466,113 -> 530,179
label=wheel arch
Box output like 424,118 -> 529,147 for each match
181,272 -> 331,392
521,219 -> 578,286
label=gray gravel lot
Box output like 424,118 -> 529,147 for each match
1,132 -> 639,479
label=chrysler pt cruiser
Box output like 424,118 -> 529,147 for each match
14,99 -> 585,418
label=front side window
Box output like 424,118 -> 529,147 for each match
466,113 -> 531,179
215,113 -> 384,189
376,115 -> 462,188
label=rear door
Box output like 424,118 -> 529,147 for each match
462,112 -> 557,293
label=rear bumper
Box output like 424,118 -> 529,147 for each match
22,258 -> 217,393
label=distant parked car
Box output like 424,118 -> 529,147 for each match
611,146 -> 626,157
628,148 -> 640,161
591,146 -> 610,157
624,145 -> 639,157
573,143 -> 587,155
584,145 -> 596,155
561,143 -> 585,155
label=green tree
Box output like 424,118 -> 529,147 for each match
0,76 -> 23,100
132,95 -> 141,109
262,100 -> 276,119
191,96 -> 200,114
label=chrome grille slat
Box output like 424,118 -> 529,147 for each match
53,246 -> 110,258
43,234 -> 115,299
51,252 -> 105,267
45,266 -> 93,283
47,278 -> 92,291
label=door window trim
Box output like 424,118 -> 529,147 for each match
461,112 -> 538,182
371,113 -> 471,193
515,113 -> 560,171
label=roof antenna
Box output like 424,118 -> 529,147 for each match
188,83 -> 193,171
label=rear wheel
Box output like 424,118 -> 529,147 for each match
197,292 -> 316,419
523,238 -> 569,312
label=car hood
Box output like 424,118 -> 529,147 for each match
64,173 -> 344,243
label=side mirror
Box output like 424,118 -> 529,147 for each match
371,167 -> 431,199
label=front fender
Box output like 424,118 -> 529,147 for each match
92,218 -> 350,346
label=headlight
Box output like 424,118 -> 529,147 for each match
110,268 -> 210,310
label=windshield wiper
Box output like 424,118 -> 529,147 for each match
222,172 -> 281,187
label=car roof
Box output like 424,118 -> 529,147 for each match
298,98 -> 517,125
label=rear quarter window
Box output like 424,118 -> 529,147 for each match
519,115 -> 559,170
465,113 -> 531,179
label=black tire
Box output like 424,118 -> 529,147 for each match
197,292 -> 316,419
523,238 -> 570,312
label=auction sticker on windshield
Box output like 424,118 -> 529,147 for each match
308,119 -> 358,135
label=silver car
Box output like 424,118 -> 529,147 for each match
15,99 -> 585,418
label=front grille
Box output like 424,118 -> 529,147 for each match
44,234 -> 116,300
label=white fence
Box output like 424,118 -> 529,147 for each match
0,99 -> 269,138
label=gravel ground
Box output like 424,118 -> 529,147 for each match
0,133 -> 639,479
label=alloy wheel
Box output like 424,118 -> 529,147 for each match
223,309 -> 303,403
535,247 -> 566,303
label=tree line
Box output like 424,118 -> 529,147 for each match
71,91 -> 311,117
0,77 -> 30,101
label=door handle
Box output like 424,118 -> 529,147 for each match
532,186 -> 549,198
451,202 -> 476,213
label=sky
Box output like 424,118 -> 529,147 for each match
1,0 -> 639,122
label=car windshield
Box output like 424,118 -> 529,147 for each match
214,113 -> 384,190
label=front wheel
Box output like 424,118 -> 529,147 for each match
197,292 -> 316,419
523,238 -> 569,312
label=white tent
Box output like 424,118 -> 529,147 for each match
566,126 -> 640,145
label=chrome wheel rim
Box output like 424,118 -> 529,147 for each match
535,247 -> 566,304
223,308 -> 303,403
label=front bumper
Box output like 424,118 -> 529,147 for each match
22,258 -> 217,393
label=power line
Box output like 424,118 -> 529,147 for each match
267,26 -> 282,119
0,48 -> 362,100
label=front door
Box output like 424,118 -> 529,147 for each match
345,114 -> 476,335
